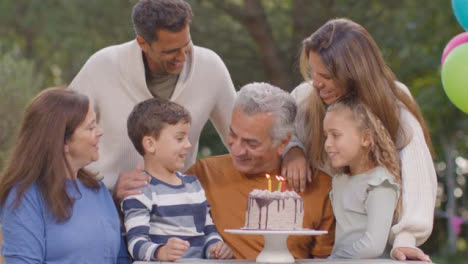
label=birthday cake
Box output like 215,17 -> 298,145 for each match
243,189 -> 304,230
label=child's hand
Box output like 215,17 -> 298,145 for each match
156,237 -> 190,261
209,241 -> 233,259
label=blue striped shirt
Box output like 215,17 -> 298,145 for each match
121,171 -> 222,261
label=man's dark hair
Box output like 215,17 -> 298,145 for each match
132,0 -> 193,43
127,97 -> 191,156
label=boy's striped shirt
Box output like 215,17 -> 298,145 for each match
122,171 -> 222,261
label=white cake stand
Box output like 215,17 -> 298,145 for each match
225,229 -> 327,263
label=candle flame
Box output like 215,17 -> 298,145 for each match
265,174 -> 270,179
275,175 -> 281,181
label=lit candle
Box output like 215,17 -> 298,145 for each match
280,176 -> 286,192
266,174 -> 272,192
276,175 -> 282,192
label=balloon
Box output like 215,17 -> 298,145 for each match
441,43 -> 468,114
441,32 -> 468,65
452,0 -> 468,31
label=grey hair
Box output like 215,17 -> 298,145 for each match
235,82 -> 297,145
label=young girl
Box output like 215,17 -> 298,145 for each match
323,98 -> 401,259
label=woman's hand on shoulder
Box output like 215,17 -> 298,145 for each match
281,147 -> 311,192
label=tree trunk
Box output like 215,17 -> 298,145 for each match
240,0 -> 290,90
209,0 -> 291,90
443,138 -> 457,255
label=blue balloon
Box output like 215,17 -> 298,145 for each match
452,0 -> 468,31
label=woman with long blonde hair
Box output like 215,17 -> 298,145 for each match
282,18 -> 435,261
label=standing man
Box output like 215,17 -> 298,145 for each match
69,0 -> 236,202
187,83 -> 335,259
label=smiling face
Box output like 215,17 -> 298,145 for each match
145,121 -> 192,174
227,107 -> 287,174
323,108 -> 371,175
138,25 -> 192,75
64,105 -> 103,174
309,52 -> 347,105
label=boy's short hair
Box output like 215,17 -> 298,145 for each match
127,97 -> 191,155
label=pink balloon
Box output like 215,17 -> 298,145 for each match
442,32 -> 468,65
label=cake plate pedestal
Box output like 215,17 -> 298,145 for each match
225,229 -> 327,263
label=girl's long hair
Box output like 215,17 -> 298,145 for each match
0,87 -> 100,222
298,18 -> 433,174
327,99 -> 402,222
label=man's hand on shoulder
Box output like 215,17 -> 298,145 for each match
113,165 -> 150,204
392,247 -> 431,262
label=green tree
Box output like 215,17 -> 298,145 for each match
0,1 -> 467,258
0,45 -> 43,165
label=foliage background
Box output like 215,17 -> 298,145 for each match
0,0 -> 467,263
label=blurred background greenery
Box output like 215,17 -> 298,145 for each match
0,0 -> 467,263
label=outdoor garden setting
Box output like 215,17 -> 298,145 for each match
0,0 -> 467,263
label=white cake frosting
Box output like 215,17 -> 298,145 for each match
243,189 -> 304,230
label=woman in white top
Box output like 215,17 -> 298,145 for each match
282,18 -> 436,261
324,99 -> 400,258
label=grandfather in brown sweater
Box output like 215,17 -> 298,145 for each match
186,82 -> 335,259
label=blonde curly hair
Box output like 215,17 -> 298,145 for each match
326,98 -> 402,222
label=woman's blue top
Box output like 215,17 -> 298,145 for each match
0,179 -> 130,264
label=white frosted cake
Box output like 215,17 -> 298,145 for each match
243,189 -> 304,230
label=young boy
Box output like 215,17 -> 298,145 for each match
122,97 -> 232,262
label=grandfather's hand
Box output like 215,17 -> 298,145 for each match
113,165 -> 150,204
392,247 -> 431,262
156,237 -> 190,261
209,241 -> 233,259
281,147 -> 311,192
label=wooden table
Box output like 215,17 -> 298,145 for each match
134,259 -> 431,264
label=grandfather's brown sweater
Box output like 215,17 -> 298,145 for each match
186,154 -> 335,259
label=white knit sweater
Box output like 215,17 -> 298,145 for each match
291,82 -> 437,250
70,40 -> 236,189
